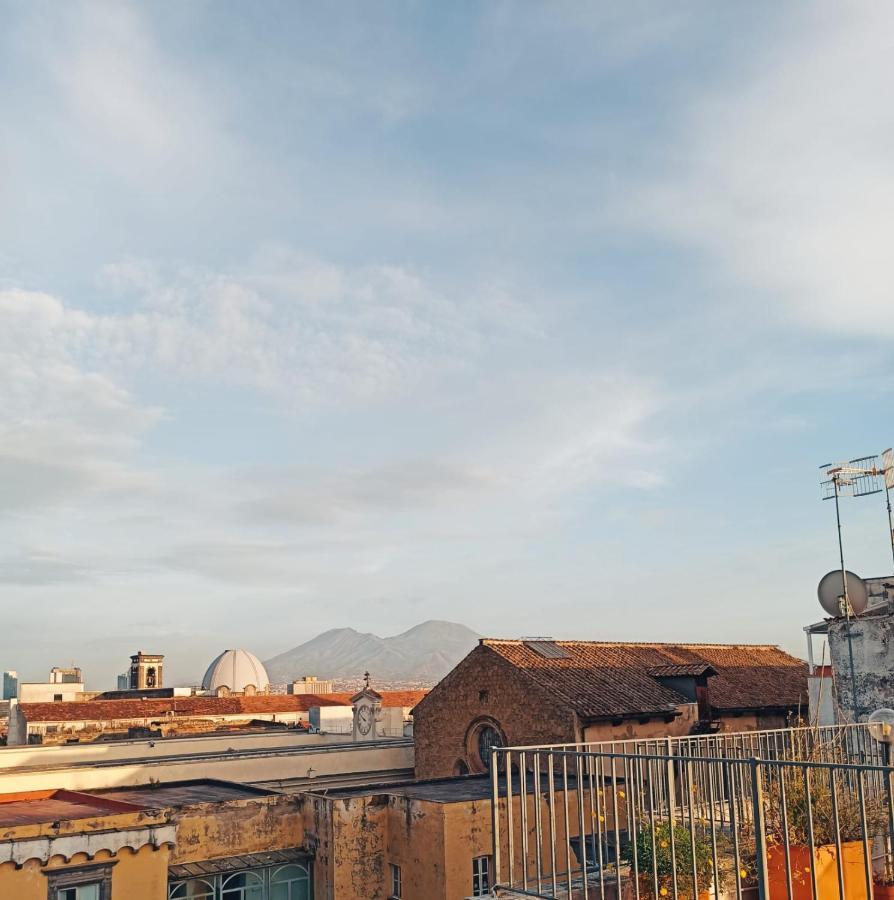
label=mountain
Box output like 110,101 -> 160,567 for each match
264,620 -> 480,684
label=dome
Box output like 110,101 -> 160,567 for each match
202,649 -> 270,694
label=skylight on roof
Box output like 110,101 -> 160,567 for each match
524,641 -> 571,659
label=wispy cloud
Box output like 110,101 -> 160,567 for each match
637,4 -> 894,336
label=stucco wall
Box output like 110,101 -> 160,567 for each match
0,844 -> 170,900
828,612 -> 894,721
172,796 -> 306,864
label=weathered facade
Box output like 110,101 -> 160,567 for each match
0,774 -> 569,900
0,781 -> 311,900
827,606 -> 894,720
413,638 -> 808,779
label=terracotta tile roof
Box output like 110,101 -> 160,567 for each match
0,789 -> 145,827
318,690 -> 428,709
482,640 -> 807,721
18,694 -> 344,724
648,664 -> 717,678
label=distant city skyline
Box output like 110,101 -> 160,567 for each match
3,3 -> 894,687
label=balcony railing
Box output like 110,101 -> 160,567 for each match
490,723 -> 893,899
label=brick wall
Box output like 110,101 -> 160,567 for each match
412,644 -> 578,780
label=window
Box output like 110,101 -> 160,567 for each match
221,871 -> 264,900
390,863 -> 402,898
472,856 -> 491,897
270,864 -> 310,900
54,694 -> 63,702
59,888 -> 100,900
169,862 -> 311,900
48,862 -> 115,900
169,879 -> 215,899
477,725 -> 503,771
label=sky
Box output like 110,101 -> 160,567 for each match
3,1 -> 894,686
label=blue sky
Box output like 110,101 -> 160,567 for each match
3,2 -> 894,686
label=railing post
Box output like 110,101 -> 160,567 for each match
492,749 -> 501,889
666,736 -> 676,823
749,758 -> 770,900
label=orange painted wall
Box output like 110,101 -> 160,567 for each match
0,845 -> 170,900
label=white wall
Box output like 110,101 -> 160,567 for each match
18,683 -> 84,703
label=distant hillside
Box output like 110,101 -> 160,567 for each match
264,620 -> 480,684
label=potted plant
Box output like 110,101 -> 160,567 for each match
758,763 -> 885,900
623,822 -> 724,900
874,875 -> 894,900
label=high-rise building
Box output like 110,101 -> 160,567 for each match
1,671 -> 17,700
49,666 -> 83,684
129,651 -> 164,690
117,673 -> 130,691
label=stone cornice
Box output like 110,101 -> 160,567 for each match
0,823 -> 177,867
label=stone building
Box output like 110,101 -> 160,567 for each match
412,638 -> 808,779
129,652 -> 164,690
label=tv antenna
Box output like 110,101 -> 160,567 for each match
821,451 -> 894,569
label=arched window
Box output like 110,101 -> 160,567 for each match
169,879 -> 215,900
477,725 -> 503,771
453,758 -> 470,776
222,871 -> 264,900
271,864 -> 311,900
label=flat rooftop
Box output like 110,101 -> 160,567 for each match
325,772 -> 579,803
92,779 -> 273,807
0,779 -> 273,827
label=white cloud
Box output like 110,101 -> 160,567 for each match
40,1 -> 224,175
0,289 -> 160,510
9,253 -> 540,405
638,4 -> 894,336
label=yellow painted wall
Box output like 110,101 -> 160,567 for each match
171,796 -> 306,864
0,845 -> 170,900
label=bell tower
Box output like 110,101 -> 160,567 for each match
351,672 -> 382,742
129,651 -> 164,690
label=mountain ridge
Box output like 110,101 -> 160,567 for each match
264,620 -> 480,683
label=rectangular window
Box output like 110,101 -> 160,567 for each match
54,694 -> 63,702
59,886 -> 100,900
390,862 -> 402,898
472,855 -> 490,896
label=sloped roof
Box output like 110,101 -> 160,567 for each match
482,640 -> 807,720
322,690 -> 427,708
18,694 -> 344,723
648,664 -> 717,678
19,690 -> 430,724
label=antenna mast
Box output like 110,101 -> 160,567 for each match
820,462 -> 862,719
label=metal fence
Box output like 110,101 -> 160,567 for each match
490,724 -> 894,900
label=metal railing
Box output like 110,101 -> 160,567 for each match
490,723 -> 894,899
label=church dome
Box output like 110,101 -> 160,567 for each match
202,649 -> 270,695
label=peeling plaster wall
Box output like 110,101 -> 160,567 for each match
829,613 -> 894,720
171,796 -> 306,864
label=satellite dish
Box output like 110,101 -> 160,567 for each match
818,570 -> 868,617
